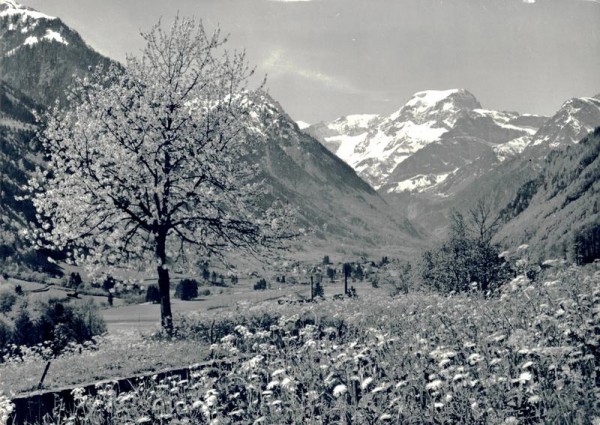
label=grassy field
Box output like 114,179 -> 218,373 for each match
0,274 -> 366,396
1,264 -> 598,424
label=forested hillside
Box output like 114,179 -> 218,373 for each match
0,80 -> 39,266
498,127 -> 600,262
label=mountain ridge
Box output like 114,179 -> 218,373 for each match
304,89 -> 548,194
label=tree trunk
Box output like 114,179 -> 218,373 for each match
157,264 -> 173,332
344,267 -> 348,296
156,232 -> 173,333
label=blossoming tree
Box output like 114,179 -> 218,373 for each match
29,18 -> 296,331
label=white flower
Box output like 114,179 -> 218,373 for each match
281,377 -> 295,391
425,380 -> 443,391
361,377 -> 374,390
205,395 -> 218,406
468,353 -> 483,365
333,384 -> 348,398
512,372 -> 532,384
272,369 -> 286,377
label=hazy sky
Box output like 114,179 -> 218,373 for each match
20,0 -> 600,123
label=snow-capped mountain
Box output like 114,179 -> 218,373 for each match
304,114 -> 383,155
391,91 -> 600,244
0,0 -> 112,107
527,95 -> 600,151
305,89 -> 546,193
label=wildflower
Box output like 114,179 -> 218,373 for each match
521,361 -> 534,369
439,358 -> 452,368
333,384 -> 348,398
205,394 -> 218,407
281,377 -> 295,391
434,402 -> 444,409
379,413 -> 393,421
512,372 -> 532,384
372,383 -> 389,393
136,417 -> 152,424
452,373 -> 467,383
425,380 -> 443,391
467,353 -> 483,365
267,380 -> 279,390
361,377 -> 374,390
272,368 -> 286,377
306,390 -> 319,400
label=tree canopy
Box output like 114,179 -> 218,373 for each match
28,17 -> 297,330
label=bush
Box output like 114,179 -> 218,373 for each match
0,318 -> 12,348
175,279 -> 199,301
420,208 -> 510,294
312,279 -> 324,298
102,275 -> 117,292
68,272 -> 83,289
2,298 -> 106,357
198,289 -> 211,297
146,285 -> 160,304
254,278 -> 268,291
0,292 -> 17,314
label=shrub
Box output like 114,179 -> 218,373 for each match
254,278 -> 267,290
102,275 -> 117,292
145,285 -> 160,304
3,298 -> 106,357
420,209 -> 510,293
0,318 -> 11,348
312,279 -> 324,298
68,272 -> 83,289
198,289 -> 211,297
175,279 -> 199,301
0,292 -> 16,314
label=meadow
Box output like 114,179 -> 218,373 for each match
1,263 -> 597,424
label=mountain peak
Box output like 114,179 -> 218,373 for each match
0,0 -> 56,20
403,89 -> 481,114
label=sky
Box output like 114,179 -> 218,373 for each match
19,0 -> 600,123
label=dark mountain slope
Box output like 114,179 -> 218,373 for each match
0,0 -> 113,107
497,127 -> 600,262
248,93 -> 423,251
0,79 -> 39,263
